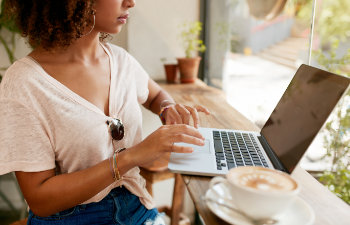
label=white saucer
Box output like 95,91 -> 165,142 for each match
205,183 -> 315,225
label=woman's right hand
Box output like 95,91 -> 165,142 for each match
130,124 -> 205,168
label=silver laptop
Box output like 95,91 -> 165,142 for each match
168,64 -> 350,176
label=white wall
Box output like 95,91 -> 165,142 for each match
126,0 -> 200,80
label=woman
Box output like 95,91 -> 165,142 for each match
0,0 -> 209,224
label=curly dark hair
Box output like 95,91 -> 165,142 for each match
3,0 -> 104,50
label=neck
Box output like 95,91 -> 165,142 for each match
32,31 -> 105,64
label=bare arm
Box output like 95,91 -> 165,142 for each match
15,125 -> 204,217
15,152 -> 135,217
142,79 -> 175,114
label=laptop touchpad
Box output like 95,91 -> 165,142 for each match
176,139 -> 211,154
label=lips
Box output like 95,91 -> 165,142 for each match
117,13 -> 129,24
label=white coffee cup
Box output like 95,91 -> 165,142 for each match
209,166 -> 300,220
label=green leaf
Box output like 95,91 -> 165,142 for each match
179,21 -> 206,58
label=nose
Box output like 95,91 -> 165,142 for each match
124,0 -> 135,8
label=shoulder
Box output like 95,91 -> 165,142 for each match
0,57 -> 44,100
2,57 -> 38,81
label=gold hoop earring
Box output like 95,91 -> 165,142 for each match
81,14 -> 95,37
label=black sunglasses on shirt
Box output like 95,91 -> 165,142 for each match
106,118 -> 124,141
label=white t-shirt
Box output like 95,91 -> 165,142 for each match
0,43 -> 154,208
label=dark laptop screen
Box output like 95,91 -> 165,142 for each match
261,64 -> 350,173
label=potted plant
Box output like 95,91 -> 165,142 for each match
177,21 -> 206,83
161,57 -> 179,84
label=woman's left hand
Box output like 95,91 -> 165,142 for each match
161,103 -> 210,128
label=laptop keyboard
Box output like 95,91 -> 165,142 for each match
213,131 -> 269,170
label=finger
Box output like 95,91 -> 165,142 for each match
185,106 -> 199,128
171,145 -> 194,153
165,118 -> 171,125
170,124 -> 205,140
194,105 -> 211,115
165,115 -> 175,125
167,107 -> 182,124
171,133 -> 205,147
175,104 -> 191,125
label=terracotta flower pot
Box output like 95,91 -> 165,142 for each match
163,64 -> 179,83
177,57 -> 201,83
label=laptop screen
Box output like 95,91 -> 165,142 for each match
261,64 -> 350,173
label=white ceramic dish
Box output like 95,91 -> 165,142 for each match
205,182 -> 315,225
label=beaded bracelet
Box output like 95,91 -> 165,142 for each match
159,106 -> 171,125
158,100 -> 176,125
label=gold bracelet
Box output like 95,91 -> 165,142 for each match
113,148 -> 126,182
109,157 -> 117,181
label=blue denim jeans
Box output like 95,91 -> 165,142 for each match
27,186 -> 165,225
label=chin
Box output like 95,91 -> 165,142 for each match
109,25 -> 124,35
97,24 -> 123,35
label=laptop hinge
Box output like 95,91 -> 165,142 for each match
258,135 -> 289,174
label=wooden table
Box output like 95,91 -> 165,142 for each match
158,80 -> 350,225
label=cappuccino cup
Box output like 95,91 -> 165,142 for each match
209,166 -> 300,220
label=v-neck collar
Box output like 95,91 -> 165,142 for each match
24,43 -> 115,118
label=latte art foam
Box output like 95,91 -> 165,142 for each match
228,167 -> 297,192
238,172 -> 296,191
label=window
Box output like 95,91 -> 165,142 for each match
204,0 -> 350,203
